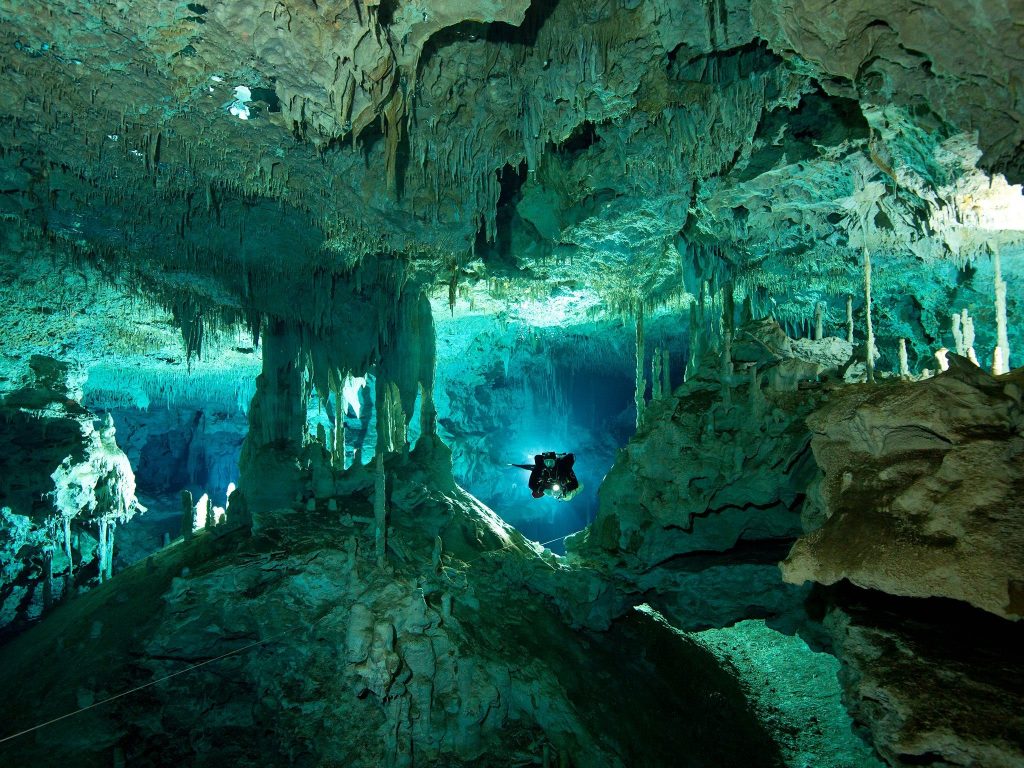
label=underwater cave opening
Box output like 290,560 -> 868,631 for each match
80,379 -> 251,569
433,314 -> 667,554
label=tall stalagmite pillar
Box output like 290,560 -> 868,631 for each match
417,292 -> 438,438
374,376 -> 389,569
635,306 -> 645,428
992,245 -> 1011,374
238,319 -> 306,512
864,249 -> 875,383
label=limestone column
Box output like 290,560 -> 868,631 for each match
864,250 -> 875,383
634,306 -> 645,428
238,319 -> 306,511
898,338 -> 910,379
374,373 -> 389,568
992,245 -> 1011,374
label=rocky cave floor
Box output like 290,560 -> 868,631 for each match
0,436 -> 894,768
2,329 -> 1024,767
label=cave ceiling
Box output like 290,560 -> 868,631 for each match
0,0 -> 1022,373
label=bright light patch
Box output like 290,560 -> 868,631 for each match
956,174 -> 1024,231
227,85 -> 252,120
195,492 -> 209,529
513,290 -> 602,327
342,374 -> 366,418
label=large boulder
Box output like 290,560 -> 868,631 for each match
823,589 -> 1024,767
782,359 -> 1024,620
573,319 -> 839,571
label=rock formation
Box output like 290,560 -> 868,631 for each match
783,358 -> 1024,621
0,356 -> 142,637
0,441 -> 784,768
0,0 -> 1021,764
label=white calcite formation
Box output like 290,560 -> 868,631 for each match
0,355 -> 141,636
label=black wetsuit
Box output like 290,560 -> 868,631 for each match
528,453 -> 579,498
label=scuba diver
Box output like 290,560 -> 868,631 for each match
511,452 -> 581,501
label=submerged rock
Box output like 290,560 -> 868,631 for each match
567,319 -> 831,633
823,587 -> 1024,768
782,360 -> 1024,620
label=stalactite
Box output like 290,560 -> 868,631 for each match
899,338 -> 910,379
846,294 -> 854,344
864,249 -> 875,383
634,306 -> 645,428
992,245 -> 1010,374
814,303 -> 823,341
63,517 -> 73,598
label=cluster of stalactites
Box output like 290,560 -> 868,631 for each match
245,285 -> 438,465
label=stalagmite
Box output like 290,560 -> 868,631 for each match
661,347 -> 671,396
749,366 -> 764,422
417,292 -> 438,439
374,449 -> 387,568
634,306 -> 645,428
962,309 -> 979,365
333,391 -> 345,468
374,374 -> 389,568
97,518 -> 109,584
864,250 -> 875,383
686,302 -> 698,381
814,303 -> 823,341
935,347 -> 950,372
651,348 -> 663,400
899,338 -> 910,379
721,330 -> 733,408
181,489 -> 194,536
105,522 -> 115,579
992,245 -> 1011,374
952,313 -> 965,356
42,552 -> 53,611
846,294 -> 854,344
